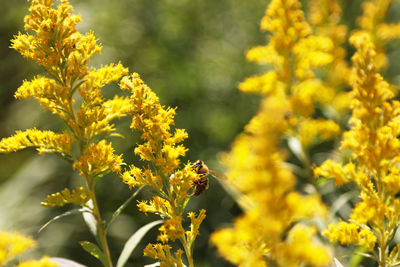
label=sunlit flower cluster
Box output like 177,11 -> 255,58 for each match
1,0 -> 130,209
120,73 -> 206,266
1,1 -> 131,266
315,32 -> 400,265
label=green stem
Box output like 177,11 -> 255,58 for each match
179,236 -> 194,267
378,231 -> 387,267
87,180 -> 114,267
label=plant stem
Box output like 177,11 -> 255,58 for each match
377,227 -> 387,267
180,236 -> 194,267
87,181 -> 114,267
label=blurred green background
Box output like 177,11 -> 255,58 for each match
2,0 -> 400,266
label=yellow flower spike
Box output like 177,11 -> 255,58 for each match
314,160 -> 354,186
238,71 -> 285,95
316,29 -> 400,265
16,256 -> 58,267
0,128 -> 73,156
41,187 -> 89,207
73,140 -> 122,177
0,231 -> 37,265
157,217 -> 185,243
186,209 -> 206,246
323,221 -> 377,251
121,72 -> 202,265
278,225 -> 331,267
296,118 -> 340,148
308,0 -> 350,87
356,0 -> 400,70
293,35 -> 334,79
143,243 -> 183,267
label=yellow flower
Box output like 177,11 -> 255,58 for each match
0,231 -> 36,265
0,128 -> 73,155
73,140 -> 122,178
16,256 -> 58,267
143,244 -> 184,267
41,187 -> 89,207
120,72 -> 204,265
315,31 -> 400,264
211,1 -> 334,266
308,0 -> 350,86
356,0 -> 400,70
323,221 -> 376,251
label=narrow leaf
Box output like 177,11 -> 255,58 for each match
82,200 -> 98,238
39,208 -> 86,233
116,220 -> 163,267
107,186 -> 144,229
50,257 -> 87,267
80,241 -> 109,267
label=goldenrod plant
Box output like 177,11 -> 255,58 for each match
0,0 -> 203,266
211,0 -> 339,266
119,73 -> 206,267
1,0 -> 127,265
314,31 -> 400,267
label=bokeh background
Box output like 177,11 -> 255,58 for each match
1,0 -> 400,266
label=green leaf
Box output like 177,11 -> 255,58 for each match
107,186 -> 145,229
82,200 -> 98,239
349,246 -> 370,267
116,220 -> 163,267
39,208 -> 86,233
80,241 -> 109,267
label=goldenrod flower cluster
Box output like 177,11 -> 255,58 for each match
239,0 -> 340,152
0,230 -> 57,267
315,30 -> 400,265
211,0 -> 336,266
211,96 -> 330,266
120,73 -> 206,267
3,0 -> 129,196
1,0 -> 130,265
357,0 -> 400,70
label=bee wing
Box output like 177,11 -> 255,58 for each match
208,170 -> 228,180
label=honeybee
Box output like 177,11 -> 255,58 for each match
192,160 -> 210,196
191,160 -> 228,196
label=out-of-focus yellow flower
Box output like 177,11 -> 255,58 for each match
16,257 -> 58,267
0,231 -> 57,266
315,31 -> 400,265
0,231 -> 36,265
120,73 -> 204,266
309,0 -> 350,87
357,0 -> 400,70
239,0 -> 340,149
212,1 -> 334,266
212,95 -> 330,266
